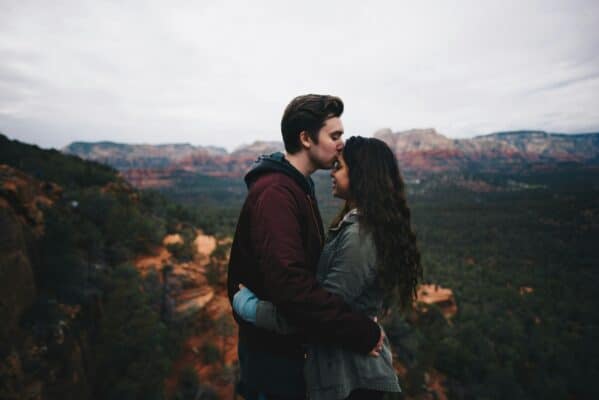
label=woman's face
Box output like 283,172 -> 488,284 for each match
331,152 -> 350,200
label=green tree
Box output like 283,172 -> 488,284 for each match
96,264 -> 170,400
173,366 -> 200,400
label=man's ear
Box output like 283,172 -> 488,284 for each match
299,131 -> 312,149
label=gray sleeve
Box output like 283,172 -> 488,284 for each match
255,300 -> 297,334
321,227 -> 377,303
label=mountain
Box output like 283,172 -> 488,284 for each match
63,141 -> 227,170
373,128 -> 599,174
473,130 -> 599,159
65,130 -> 599,179
64,140 -> 284,181
230,140 -> 283,159
61,130 -> 599,204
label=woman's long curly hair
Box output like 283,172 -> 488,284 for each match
331,136 -> 422,310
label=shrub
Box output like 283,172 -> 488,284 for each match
201,342 -> 221,365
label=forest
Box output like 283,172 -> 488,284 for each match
153,160 -> 599,399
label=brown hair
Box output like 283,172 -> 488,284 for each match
332,136 -> 422,311
280,94 -> 344,153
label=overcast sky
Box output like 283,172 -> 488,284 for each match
1,0 -> 598,151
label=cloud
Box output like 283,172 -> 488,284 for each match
528,72 -> 599,94
1,0 -> 598,150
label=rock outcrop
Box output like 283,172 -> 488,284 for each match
0,165 -> 58,347
416,284 -> 458,319
0,165 -> 92,399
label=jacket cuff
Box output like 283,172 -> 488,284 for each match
255,300 -> 275,329
349,318 -> 381,354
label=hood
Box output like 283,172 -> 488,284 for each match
244,152 -> 315,196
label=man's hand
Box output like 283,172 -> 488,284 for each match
368,325 -> 385,357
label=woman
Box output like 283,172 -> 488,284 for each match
234,136 -> 422,400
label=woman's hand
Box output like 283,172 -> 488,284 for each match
232,284 -> 258,324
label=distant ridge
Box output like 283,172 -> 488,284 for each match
475,130 -> 599,138
373,128 -> 599,173
63,141 -> 227,170
63,129 -> 599,178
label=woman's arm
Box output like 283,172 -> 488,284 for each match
233,286 -> 296,334
255,300 -> 296,334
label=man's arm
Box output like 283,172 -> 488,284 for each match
250,184 -> 380,354
234,283 -> 384,356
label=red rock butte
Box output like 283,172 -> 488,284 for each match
417,284 -> 458,319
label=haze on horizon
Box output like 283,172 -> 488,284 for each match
1,0 -> 598,152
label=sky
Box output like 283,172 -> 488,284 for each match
1,0 -> 598,152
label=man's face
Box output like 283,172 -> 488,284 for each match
308,117 -> 344,170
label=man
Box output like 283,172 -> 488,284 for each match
227,94 -> 382,400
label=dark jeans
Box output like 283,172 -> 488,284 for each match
239,383 -> 385,400
345,389 -> 385,400
237,382 -> 304,400
237,337 -> 305,400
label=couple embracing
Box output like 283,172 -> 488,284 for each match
227,94 -> 422,400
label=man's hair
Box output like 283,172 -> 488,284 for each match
280,94 -> 344,153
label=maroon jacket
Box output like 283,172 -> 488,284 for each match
227,153 -> 380,359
